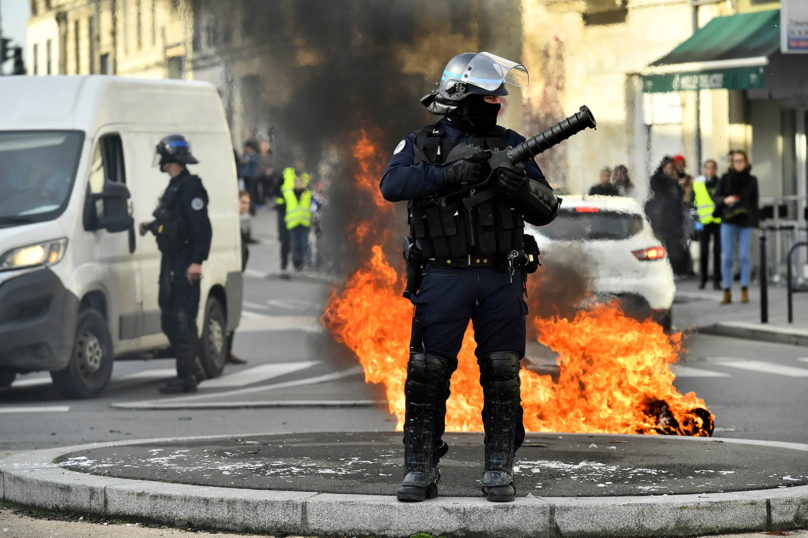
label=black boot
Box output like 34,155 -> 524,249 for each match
397,353 -> 452,502
478,351 -> 522,503
159,376 -> 197,394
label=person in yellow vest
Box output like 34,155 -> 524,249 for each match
275,157 -> 309,272
283,163 -> 312,272
694,159 -> 722,290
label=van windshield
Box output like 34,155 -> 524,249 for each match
0,131 -> 85,227
537,208 -> 644,241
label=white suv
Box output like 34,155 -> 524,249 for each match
526,195 -> 675,331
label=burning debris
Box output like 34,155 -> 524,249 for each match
322,129 -> 714,437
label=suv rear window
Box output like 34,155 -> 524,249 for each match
537,209 -> 644,241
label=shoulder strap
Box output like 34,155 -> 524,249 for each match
412,122 -> 443,166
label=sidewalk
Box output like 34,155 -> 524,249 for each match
3,432 -> 807,538
673,278 -> 808,346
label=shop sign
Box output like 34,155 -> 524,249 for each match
642,66 -> 766,93
782,0 -> 808,54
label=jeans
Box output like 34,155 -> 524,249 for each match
699,222 -> 722,285
289,225 -> 310,271
276,206 -> 290,270
721,223 -> 753,290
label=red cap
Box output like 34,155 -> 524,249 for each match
673,154 -> 686,164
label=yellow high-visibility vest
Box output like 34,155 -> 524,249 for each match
693,179 -> 720,225
284,187 -> 312,229
277,167 -> 310,205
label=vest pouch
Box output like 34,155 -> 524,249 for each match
475,200 -> 497,255
411,209 -> 436,259
444,201 -> 470,257
155,219 -> 183,254
522,233 -> 541,274
425,206 -> 452,259
495,199 -> 514,253
512,211 -> 525,250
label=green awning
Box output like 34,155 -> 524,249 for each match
642,10 -> 780,93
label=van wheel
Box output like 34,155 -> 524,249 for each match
0,372 -> 16,388
51,309 -> 113,399
200,297 -> 227,379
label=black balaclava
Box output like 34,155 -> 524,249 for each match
449,95 -> 501,132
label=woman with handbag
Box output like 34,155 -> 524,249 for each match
714,150 -> 759,305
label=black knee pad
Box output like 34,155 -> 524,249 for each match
478,351 -> 522,401
405,353 -> 453,404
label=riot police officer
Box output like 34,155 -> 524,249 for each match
140,134 -> 212,394
380,52 -> 560,503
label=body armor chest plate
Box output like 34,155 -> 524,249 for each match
409,124 -> 524,260
152,177 -> 190,254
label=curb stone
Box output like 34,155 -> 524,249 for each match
698,321 -> 808,347
2,434 -> 808,538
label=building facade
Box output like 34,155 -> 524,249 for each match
27,0 -> 193,79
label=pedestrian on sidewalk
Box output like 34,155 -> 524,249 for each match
588,167 -> 619,196
257,140 -> 275,207
613,164 -> 634,197
674,155 -> 697,278
694,159 -> 722,290
714,150 -> 759,305
645,156 -> 688,278
278,158 -> 310,273
283,164 -> 312,272
239,141 -> 260,215
226,191 -> 251,365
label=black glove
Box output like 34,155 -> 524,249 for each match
446,150 -> 491,186
497,165 -> 529,199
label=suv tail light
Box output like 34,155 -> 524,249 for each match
633,246 -> 666,261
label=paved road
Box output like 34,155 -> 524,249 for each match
1,210 -> 806,453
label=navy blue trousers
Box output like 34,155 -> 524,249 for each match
409,264 -> 528,458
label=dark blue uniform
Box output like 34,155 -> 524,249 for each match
381,118 -> 549,459
154,169 -> 212,379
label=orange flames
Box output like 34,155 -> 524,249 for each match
322,130 -> 714,437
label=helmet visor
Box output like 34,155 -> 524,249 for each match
453,52 -> 529,91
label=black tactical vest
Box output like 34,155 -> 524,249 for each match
409,123 -> 525,260
152,175 -> 191,254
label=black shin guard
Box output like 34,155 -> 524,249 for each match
478,351 -> 522,502
398,352 -> 452,502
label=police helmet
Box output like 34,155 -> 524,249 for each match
421,52 -> 530,116
153,134 -> 199,167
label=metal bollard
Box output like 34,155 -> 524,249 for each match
759,231 -> 768,324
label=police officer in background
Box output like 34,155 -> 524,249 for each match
140,135 -> 212,394
380,52 -> 559,503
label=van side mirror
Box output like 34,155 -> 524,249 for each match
84,181 -> 134,233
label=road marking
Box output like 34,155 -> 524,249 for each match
720,361 -> 808,378
202,361 -> 319,389
111,365 -> 364,409
0,406 -> 69,413
120,368 -> 177,380
237,315 -> 322,333
243,300 -> 270,311
265,298 -> 318,311
671,365 -> 731,378
9,377 -> 51,389
112,400 -> 386,410
240,310 -> 269,319
799,358 -> 808,364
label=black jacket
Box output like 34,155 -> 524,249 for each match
588,183 -> 620,196
714,167 -> 759,228
644,172 -> 685,242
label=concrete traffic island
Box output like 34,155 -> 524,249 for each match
2,432 -> 807,538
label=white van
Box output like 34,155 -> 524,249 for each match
0,76 -> 242,398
